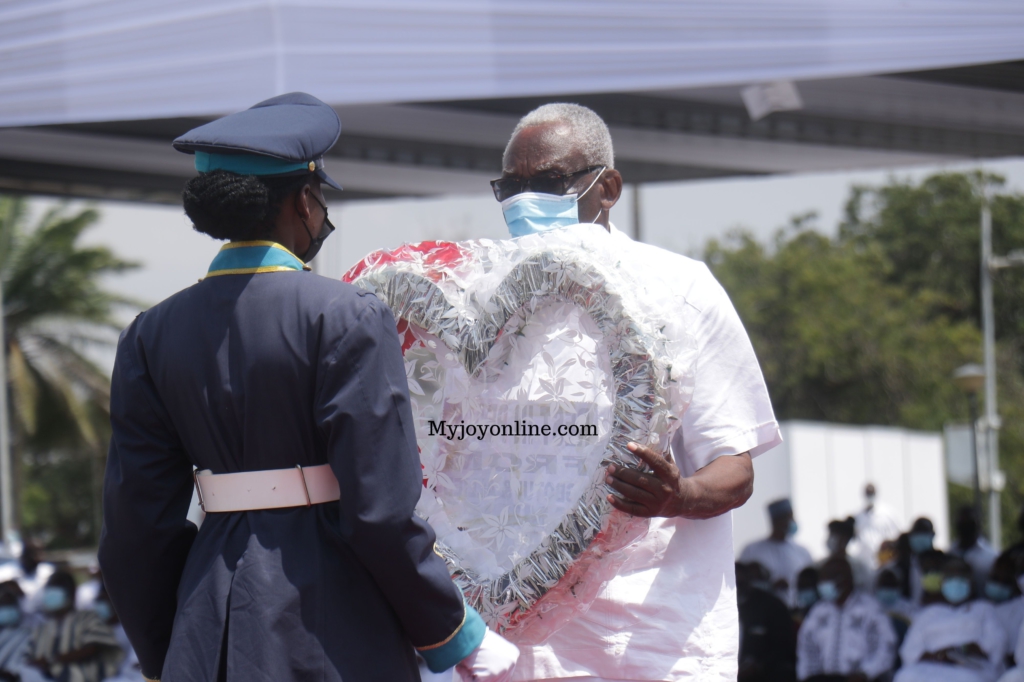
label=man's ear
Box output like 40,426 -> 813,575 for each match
599,169 -> 623,210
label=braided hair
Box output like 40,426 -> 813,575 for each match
182,170 -> 312,241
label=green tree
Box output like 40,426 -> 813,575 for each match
706,215 -> 980,430
840,172 -> 1024,347
706,172 -> 1024,546
0,197 -> 138,548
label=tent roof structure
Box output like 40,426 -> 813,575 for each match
2,1 -> 1023,202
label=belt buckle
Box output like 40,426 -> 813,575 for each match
192,469 -> 206,512
296,465 -> 312,507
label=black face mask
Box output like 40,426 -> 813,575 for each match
301,193 -> 336,263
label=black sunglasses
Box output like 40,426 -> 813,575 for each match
490,165 -> 605,202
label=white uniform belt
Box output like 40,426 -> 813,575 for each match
194,464 -> 340,513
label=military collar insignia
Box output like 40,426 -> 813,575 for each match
206,241 -> 310,278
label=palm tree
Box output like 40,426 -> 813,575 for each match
0,196 -> 138,547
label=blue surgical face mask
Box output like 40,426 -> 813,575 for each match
787,520 -> 799,538
985,581 -> 1013,603
501,170 -> 605,237
796,588 -> 818,609
909,532 -> 934,554
876,587 -> 901,608
818,580 -> 840,602
0,606 -> 19,627
93,601 -> 112,622
41,587 -> 68,613
942,577 -> 972,604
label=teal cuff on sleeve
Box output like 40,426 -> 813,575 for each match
418,604 -> 486,673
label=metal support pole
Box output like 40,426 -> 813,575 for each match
981,201 -> 1002,549
0,278 -> 13,547
968,393 -> 982,523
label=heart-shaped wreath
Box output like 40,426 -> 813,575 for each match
345,228 -> 688,641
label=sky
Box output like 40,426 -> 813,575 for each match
30,155 -> 1024,374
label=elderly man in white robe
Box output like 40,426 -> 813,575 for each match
484,102 -> 782,682
797,557 -> 897,681
896,557 -> 1008,682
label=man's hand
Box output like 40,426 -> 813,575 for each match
605,443 -> 690,517
605,442 -> 753,519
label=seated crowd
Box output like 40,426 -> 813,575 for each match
738,488 -> 1024,682
0,544 -> 139,682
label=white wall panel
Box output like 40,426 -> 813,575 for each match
827,426 -> 869,523
864,427 -> 910,531
735,421 -> 947,559
787,422 -> 831,558
905,432 -> 950,548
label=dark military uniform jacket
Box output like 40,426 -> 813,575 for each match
99,253 -> 469,682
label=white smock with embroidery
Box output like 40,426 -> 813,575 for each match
896,600 -> 1008,682
796,591 -> 897,680
506,225 -> 781,682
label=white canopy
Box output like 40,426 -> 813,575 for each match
3,0 -> 1024,127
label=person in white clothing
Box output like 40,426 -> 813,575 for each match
896,557 -> 1008,682
490,103 -> 782,681
12,543 -> 54,616
986,553 -> 1024,668
820,517 -> 873,592
796,557 -> 897,681
995,616 -> 1024,682
855,483 -> 903,569
740,499 -> 814,605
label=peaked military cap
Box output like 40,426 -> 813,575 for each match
173,92 -> 343,190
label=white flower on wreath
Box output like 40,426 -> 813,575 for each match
479,507 -> 518,550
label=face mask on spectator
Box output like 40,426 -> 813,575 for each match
876,587 -> 901,608
751,580 -> 772,593
942,577 -> 971,604
788,520 -> 798,537
796,588 -> 818,608
41,587 -> 68,613
93,601 -> 112,622
818,580 -> 840,602
921,572 -> 944,594
827,535 -> 843,554
985,581 -> 1013,603
909,532 -> 934,554
0,606 -> 19,627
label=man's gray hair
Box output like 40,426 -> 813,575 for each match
505,103 -> 615,169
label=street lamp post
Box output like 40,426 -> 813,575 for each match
954,364 -> 985,525
981,194 -> 1024,550
0,277 -> 11,549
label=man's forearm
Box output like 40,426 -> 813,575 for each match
677,452 -> 753,519
606,443 -> 754,519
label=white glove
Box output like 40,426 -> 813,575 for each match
455,628 -> 520,682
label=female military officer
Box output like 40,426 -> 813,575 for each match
98,93 -> 517,682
